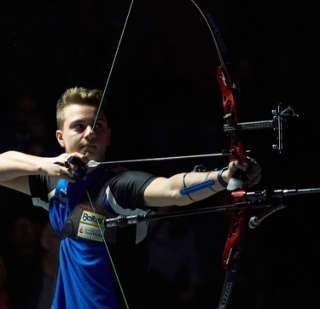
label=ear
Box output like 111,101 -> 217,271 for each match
56,130 -> 65,149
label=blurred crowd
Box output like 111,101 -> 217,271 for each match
1,0 -> 315,308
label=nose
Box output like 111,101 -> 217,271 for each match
84,125 -> 96,141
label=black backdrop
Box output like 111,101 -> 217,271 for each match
1,1 -> 318,308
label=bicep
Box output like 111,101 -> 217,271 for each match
143,177 -> 175,207
0,176 -> 31,195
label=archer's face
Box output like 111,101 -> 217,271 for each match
56,103 -> 111,162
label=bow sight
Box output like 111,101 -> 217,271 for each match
87,103 -> 298,169
223,102 -> 299,154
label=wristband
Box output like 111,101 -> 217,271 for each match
217,167 -> 228,188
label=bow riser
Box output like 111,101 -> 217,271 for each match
216,66 -> 247,270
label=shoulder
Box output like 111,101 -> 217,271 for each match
104,168 -> 156,208
109,169 -> 156,188
29,175 -> 59,210
29,174 -> 57,193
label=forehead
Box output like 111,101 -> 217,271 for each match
63,103 -> 106,123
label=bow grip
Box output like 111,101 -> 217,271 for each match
227,169 -> 246,191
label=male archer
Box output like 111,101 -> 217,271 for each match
0,87 -> 261,308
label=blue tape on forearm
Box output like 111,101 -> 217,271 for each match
180,179 -> 215,195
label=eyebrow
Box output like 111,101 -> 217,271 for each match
69,119 -> 86,126
95,116 -> 106,122
69,116 -> 106,126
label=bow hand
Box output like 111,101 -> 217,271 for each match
224,157 -> 262,190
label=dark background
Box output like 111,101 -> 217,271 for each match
0,1 -> 318,308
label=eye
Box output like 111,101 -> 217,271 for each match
95,121 -> 105,130
74,123 -> 85,131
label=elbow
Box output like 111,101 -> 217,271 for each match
0,151 -> 17,159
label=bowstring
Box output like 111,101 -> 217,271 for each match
86,192 -> 130,309
85,1 -> 228,308
90,0 -> 135,136
85,1 -> 135,308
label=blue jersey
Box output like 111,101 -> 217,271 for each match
53,239 -> 117,308
29,167 -> 156,309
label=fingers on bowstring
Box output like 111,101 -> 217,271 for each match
58,166 -> 76,183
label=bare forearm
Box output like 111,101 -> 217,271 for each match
144,169 -> 228,207
145,158 -> 261,207
0,151 -> 87,195
0,151 -> 87,184
0,151 -> 47,182
168,170 -> 227,206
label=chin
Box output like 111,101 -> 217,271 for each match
87,151 -> 106,162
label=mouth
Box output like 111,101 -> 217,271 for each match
81,144 -> 97,153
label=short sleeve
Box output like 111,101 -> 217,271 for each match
29,175 -> 57,211
107,170 -> 156,210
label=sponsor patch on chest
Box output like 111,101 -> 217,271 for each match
77,210 -> 106,242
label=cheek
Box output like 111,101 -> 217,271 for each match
63,133 -> 81,152
103,129 -> 111,146
96,129 -> 110,144
101,134 -> 111,149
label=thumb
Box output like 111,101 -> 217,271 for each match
228,160 -> 239,174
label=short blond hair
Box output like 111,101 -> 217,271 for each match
56,87 -> 103,129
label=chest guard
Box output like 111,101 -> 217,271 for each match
56,167 -> 150,244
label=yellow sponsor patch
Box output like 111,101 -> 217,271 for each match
80,210 -> 106,227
